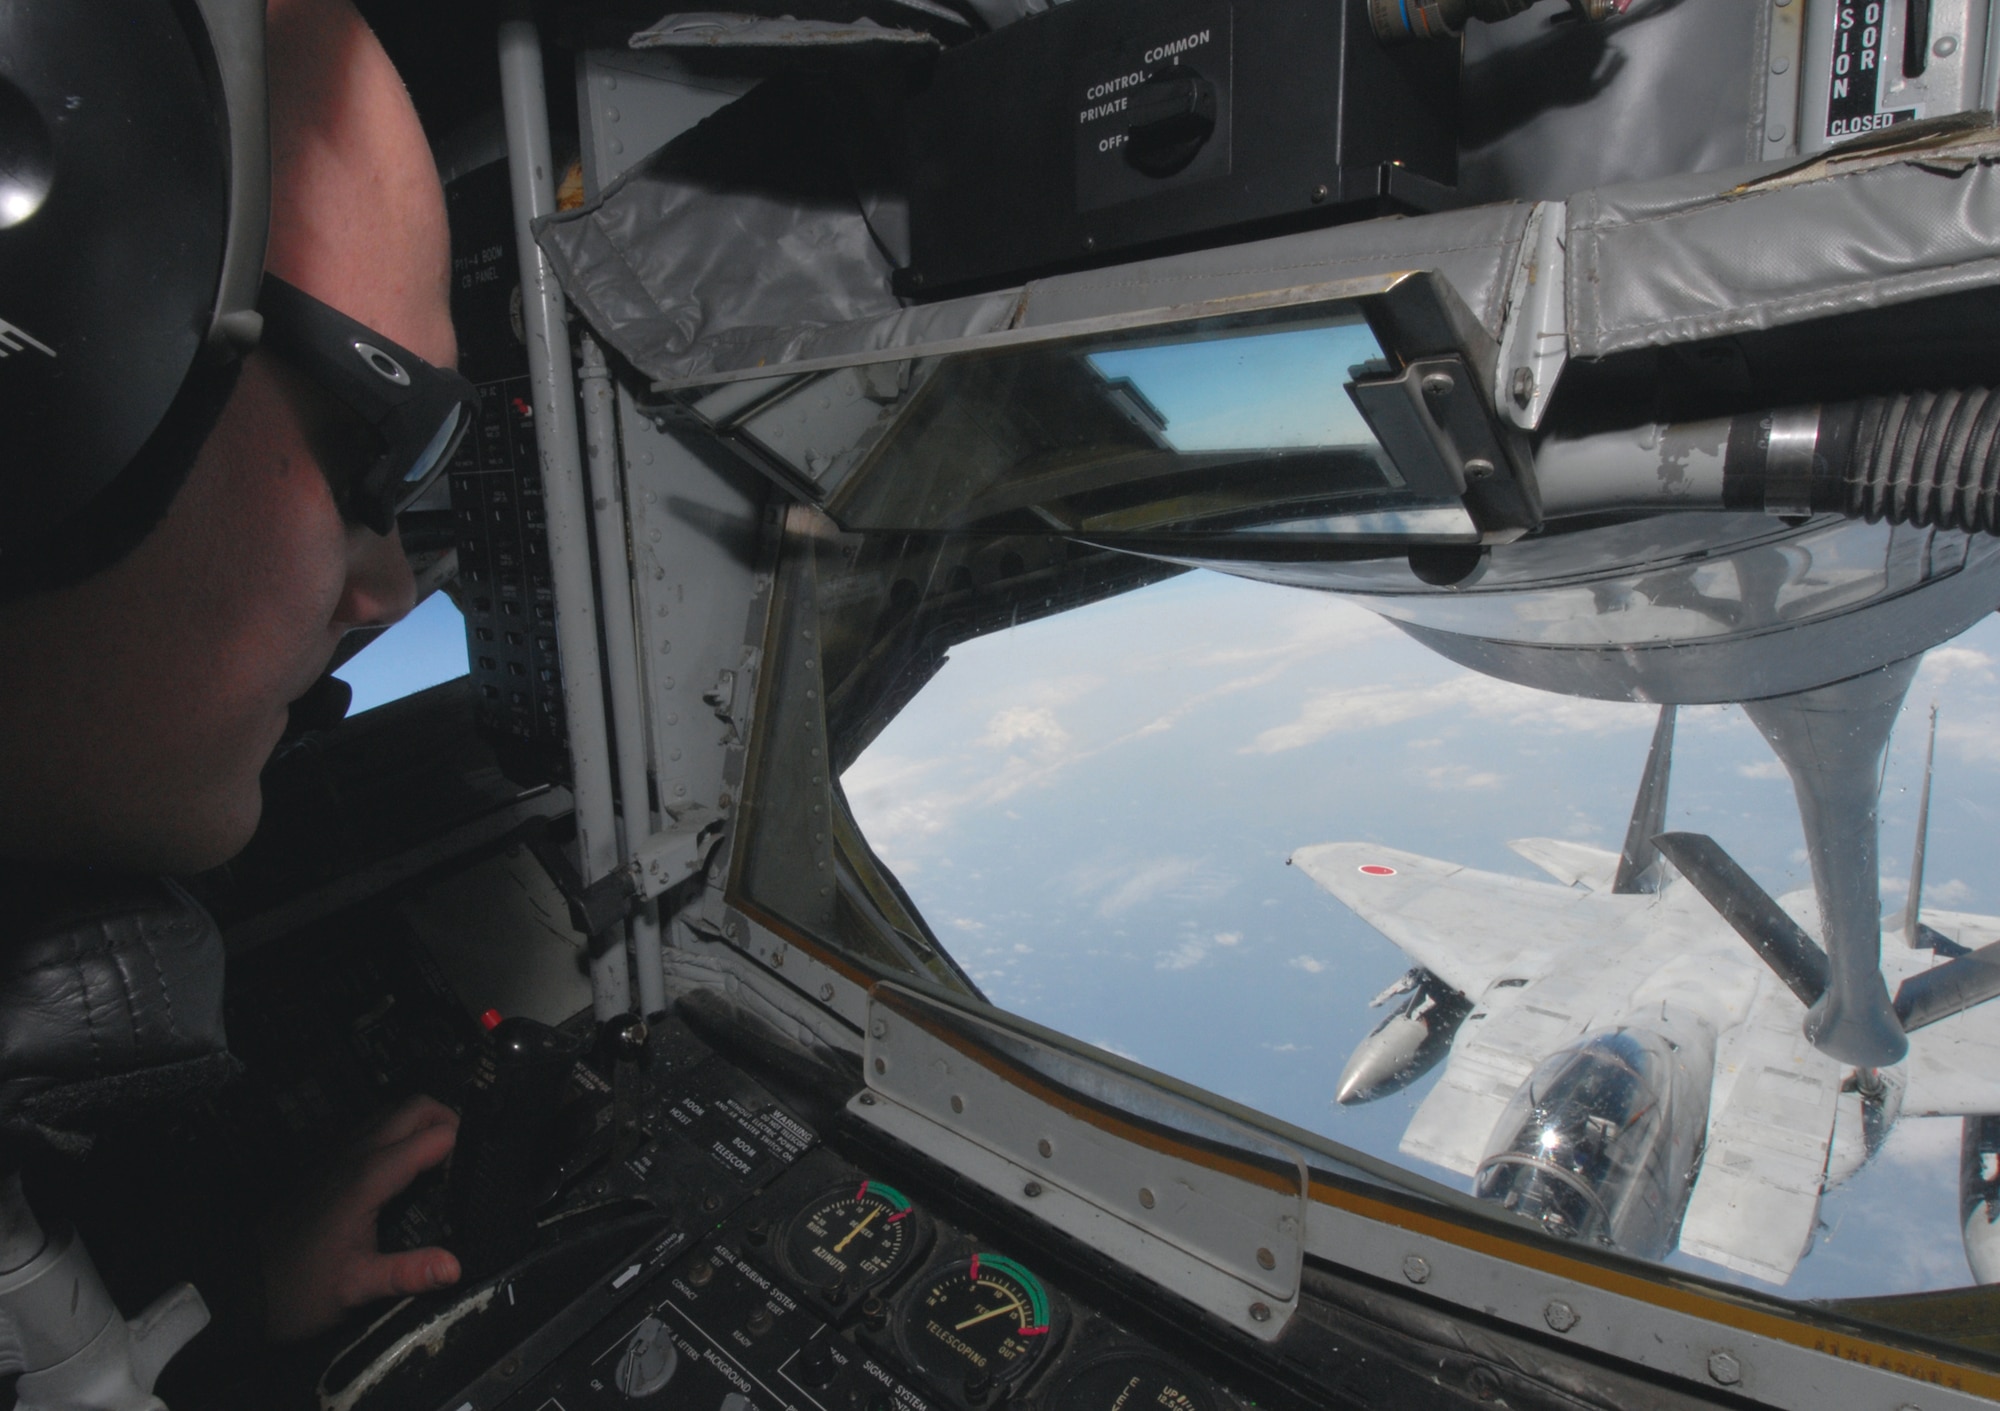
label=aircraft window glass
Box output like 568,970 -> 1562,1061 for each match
333,589 -> 470,713
786,529 -> 2000,1327
1080,322 -> 1385,455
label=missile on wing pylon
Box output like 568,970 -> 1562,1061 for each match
1963,1115 -> 2000,1285
1335,968 -> 1471,1105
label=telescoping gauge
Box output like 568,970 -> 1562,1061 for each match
895,1252 -> 1063,1402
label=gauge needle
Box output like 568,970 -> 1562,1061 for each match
833,1206 -> 883,1252
954,1300 -> 1023,1331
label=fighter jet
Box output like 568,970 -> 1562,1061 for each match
1292,704 -> 2000,1286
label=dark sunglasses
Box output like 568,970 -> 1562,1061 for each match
257,275 -> 478,536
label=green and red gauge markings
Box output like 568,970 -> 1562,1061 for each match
898,1251 -> 1060,1393
782,1180 -> 924,1293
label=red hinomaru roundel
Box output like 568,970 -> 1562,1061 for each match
1358,864 -> 1397,877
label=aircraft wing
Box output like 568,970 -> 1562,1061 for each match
1291,841 -> 1615,1001
1677,983 -> 1844,1285
1917,908 -> 2000,952
1506,838 -> 1621,892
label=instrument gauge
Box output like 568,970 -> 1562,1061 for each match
780,1180 -> 929,1297
894,1252 -> 1062,1400
1045,1351 -> 1221,1411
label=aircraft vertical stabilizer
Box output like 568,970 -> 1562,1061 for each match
1613,705 -> 1675,894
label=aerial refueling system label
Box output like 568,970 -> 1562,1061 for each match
1825,0 -> 1916,140
1071,0 -> 1232,213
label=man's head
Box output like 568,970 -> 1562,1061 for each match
0,0 -> 453,874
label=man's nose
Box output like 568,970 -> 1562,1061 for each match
335,523 -> 418,631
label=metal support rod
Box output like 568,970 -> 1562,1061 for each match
498,17 -> 629,1019
578,333 -> 668,1017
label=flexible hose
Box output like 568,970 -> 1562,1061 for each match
1845,389 -> 2000,536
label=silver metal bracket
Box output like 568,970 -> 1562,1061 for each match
1493,201 -> 1568,432
852,985 -> 1305,1342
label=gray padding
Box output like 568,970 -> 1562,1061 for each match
535,77 -> 1021,388
538,120 -> 1533,388
1010,203 -> 1536,336
1458,0 -> 1766,204
629,13 -> 940,48
1568,133 -> 2000,357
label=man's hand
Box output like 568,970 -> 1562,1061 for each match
262,1095 -> 462,1343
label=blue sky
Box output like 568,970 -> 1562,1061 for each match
333,589 -> 469,714
1086,321 -> 1385,452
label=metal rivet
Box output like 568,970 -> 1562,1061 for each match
1309,184 -> 1328,203
1037,1138 -> 1053,1158
1510,365 -> 1534,407
1248,1303 -> 1271,1323
950,1095 -> 964,1114
1543,1299 -> 1579,1333
873,1057 -> 886,1074
499,1357 -> 521,1378
1767,123 -> 1788,142
1937,34 -> 1959,56
1421,371 -> 1455,399
1082,235 -> 1096,252
1463,457 -> 1495,481
1402,1255 -> 1430,1284
1770,55 -> 1789,73
1138,1188 -> 1156,1209
1023,1181 -> 1043,1198
872,1019 -> 888,1039
1707,1352 -> 1741,1386
1466,1366 -> 1500,1401
819,983 -> 835,1001
1256,1248 -> 1276,1270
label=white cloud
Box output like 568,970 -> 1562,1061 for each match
1089,1038 -> 1142,1062
1158,939 -> 1208,971
978,705 -> 1070,753
1077,856 -> 1236,918
1289,955 -> 1328,974
1262,1041 -> 1309,1052
1929,878 -> 1973,905
1737,760 -> 1788,780
1419,764 -> 1504,790
1241,672 -> 1652,756
1918,646 -> 1996,688
1213,931 -> 1243,947
1880,1115 -> 1961,1170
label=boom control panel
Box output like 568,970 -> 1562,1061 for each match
321,1017 -> 1248,1411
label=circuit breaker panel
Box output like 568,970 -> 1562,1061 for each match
445,158 -> 569,783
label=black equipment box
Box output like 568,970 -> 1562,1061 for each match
900,0 -> 1458,296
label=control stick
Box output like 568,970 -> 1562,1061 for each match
447,1016 -> 586,1280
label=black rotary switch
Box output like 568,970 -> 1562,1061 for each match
1123,69 -> 1217,178
798,1338 -> 840,1387
615,1316 -> 680,1399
